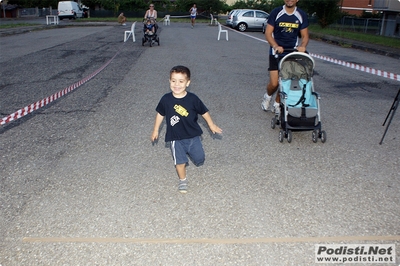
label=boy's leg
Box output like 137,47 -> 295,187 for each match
176,164 -> 187,193
188,136 -> 205,167
175,164 -> 186,180
171,140 -> 189,193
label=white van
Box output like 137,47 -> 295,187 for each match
58,1 -> 84,20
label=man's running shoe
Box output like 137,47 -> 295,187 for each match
261,93 -> 271,111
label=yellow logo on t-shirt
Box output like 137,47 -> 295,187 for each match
279,22 -> 299,33
279,22 -> 299,28
174,104 -> 189,117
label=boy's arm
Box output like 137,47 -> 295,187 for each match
202,112 -> 222,134
151,113 -> 164,142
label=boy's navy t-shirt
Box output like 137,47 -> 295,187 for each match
156,92 -> 209,142
267,5 -> 309,55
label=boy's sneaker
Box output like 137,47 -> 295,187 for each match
261,93 -> 271,111
178,179 -> 188,193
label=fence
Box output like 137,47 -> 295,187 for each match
310,16 -> 399,37
330,16 -> 383,35
19,7 -> 57,17
18,8 -> 195,19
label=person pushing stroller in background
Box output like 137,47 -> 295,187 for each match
143,18 -> 155,35
142,18 -> 160,46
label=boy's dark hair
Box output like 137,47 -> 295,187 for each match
170,65 -> 190,80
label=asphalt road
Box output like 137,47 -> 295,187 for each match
0,22 -> 399,265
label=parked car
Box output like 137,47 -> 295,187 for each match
226,9 -> 246,28
262,19 -> 267,33
57,1 -> 84,20
232,9 -> 269,32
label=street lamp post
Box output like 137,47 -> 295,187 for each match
1,0 -> 5,19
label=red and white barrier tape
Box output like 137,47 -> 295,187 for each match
1,52 -> 119,126
245,32 -> 399,82
310,53 -> 400,82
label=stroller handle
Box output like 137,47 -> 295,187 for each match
274,48 -> 308,58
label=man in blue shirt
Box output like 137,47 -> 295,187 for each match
261,0 -> 309,115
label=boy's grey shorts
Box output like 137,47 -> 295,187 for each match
170,136 -> 205,166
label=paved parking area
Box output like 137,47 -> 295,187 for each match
0,22 -> 399,265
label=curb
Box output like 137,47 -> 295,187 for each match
0,22 -> 118,37
309,32 -> 400,60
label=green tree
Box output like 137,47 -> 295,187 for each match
298,0 -> 341,28
229,0 -> 282,13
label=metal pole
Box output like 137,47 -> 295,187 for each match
2,1 -> 6,19
379,88 -> 400,145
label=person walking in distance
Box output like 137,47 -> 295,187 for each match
261,0 -> 309,116
151,65 -> 222,194
189,4 -> 198,28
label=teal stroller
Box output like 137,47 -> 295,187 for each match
271,51 -> 326,143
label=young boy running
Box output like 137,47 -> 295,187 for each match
151,65 -> 222,193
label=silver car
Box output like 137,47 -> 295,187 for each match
232,9 -> 269,32
226,9 -> 247,28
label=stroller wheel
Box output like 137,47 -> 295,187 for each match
287,130 -> 292,143
271,117 -> 277,129
320,130 -> 327,143
142,37 -> 145,46
279,130 -> 284,143
312,130 -> 318,143
149,40 -> 152,47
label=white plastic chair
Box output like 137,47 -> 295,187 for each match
210,14 -> 217,25
217,22 -> 228,41
124,22 -> 136,42
163,15 -> 170,25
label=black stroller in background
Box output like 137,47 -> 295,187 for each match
142,18 -> 160,47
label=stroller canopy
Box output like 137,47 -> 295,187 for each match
279,52 -> 315,81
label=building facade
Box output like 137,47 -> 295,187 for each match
340,0 -> 375,16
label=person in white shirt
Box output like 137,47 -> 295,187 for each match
189,4 -> 198,28
144,4 -> 157,21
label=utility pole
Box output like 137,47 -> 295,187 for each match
1,0 -> 6,19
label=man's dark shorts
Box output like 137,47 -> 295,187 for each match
268,54 -> 282,71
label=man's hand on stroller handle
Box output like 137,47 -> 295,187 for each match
296,46 -> 307,52
273,45 -> 283,54
273,47 -> 307,58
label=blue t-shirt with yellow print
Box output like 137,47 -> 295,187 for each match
267,5 -> 309,55
156,92 -> 209,142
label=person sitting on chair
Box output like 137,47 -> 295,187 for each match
118,13 -> 126,26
